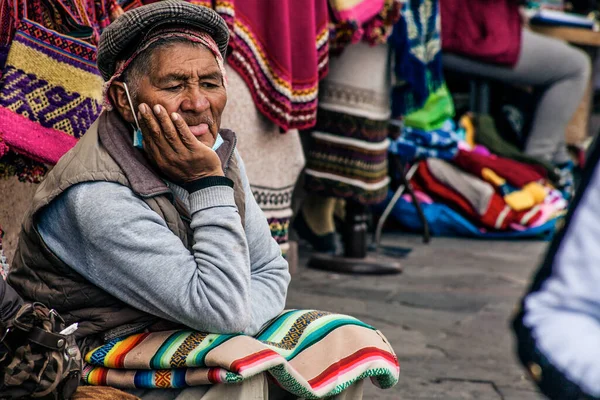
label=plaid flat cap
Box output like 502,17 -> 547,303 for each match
96,0 -> 229,81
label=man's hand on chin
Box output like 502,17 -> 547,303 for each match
138,103 -> 224,184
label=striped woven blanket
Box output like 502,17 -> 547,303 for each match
83,310 -> 399,398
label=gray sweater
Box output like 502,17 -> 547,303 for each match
37,152 -> 290,336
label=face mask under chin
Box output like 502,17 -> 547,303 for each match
122,82 -> 223,151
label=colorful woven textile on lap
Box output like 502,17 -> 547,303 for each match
328,0 -> 401,53
0,19 -> 103,164
83,310 -> 399,398
390,0 -> 444,116
214,0 -> 330,131
305,109 -> 390,205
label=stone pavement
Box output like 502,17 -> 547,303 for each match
286,235 -> 550,400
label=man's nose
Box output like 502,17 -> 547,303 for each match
180,86 -> 210,113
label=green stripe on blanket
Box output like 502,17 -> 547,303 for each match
83,310 -> 399,399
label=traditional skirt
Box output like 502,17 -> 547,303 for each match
220,65 -> 305,254
304,42 -> 391,205
215,0 -> 329,131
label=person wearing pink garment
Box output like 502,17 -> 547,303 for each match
440,0 -> 591,195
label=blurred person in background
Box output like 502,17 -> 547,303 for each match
513,131 -> 600,400
440,0 -> 591,194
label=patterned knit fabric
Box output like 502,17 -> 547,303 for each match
390,0 -> 444,116
0,19 -> 104,164
0,0 -> 121,71
305,42 -> 390,205
220,65 -> 304,254
83,310 -> 399,398
130,0 -> 330,131
253,185 -> 296,253
306,109 -> 390,204
214,0 -> 330,131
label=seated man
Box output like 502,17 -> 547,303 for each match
6,1 -> 321,398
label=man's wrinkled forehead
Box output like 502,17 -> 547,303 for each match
136,26 -> 228,84
102,26 -> 228,109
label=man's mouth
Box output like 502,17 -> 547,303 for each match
188,123 -> 210,137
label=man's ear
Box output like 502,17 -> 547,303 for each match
108,82 -> 136,123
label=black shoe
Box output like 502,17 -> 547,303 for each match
293,211 -> 337,253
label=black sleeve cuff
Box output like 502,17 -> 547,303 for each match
182,176 -> 234,194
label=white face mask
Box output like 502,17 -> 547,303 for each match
122,83 -> 223,151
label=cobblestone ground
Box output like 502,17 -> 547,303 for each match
287,235 -> 549,400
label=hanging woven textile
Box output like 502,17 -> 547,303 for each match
221,65 -> 305,256
304,41 -> 392,205
214,0 -> 330,131
1,0 -> 122,71
0,1 -> 121,168
0,19 -> 104,164
389,0 -> 444,117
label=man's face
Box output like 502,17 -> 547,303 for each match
134,42 -> 227,148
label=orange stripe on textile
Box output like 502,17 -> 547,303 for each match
86,366 -> 109,386
107,333 -> 151,369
